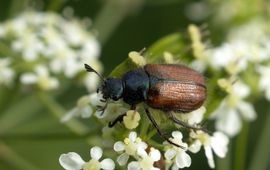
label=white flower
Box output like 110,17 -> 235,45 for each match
212,80 -> 256,136
127,147 -> 161,170
114,131 -> 147,166
256,65 -> 270,101
61,95 -> 93,122
164,131 -> 191,169
207,42 -> 248,74
0,11 -> 101,91
207,18 -> 270,72
0,58 -> 14,86
59,146 -> 115,170
189,131 -> 229,168
20,65 -> 59,90
61,92 -> 106,122
96,102 -> 127,119
176,106 -> 206,125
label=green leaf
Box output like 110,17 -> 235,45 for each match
146,33 -> 185,63
204,74 -> 227,117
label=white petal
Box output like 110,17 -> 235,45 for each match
164,149 -> 177,160
114,141 -> 125,152
137,142 -> 148,150
129,131 -> 137,142
59,152 -> 85,170
90,146 -> 103,160
177,106 -> 206,125
188,140 -> 202,153
175,152 -> 191,168
149,148 -> 161,161
20,73 -> 37,84
210,132 -> 229,158
128,161 -> 140,170
137,147 -> 147,158
171,164 -> 179,170
266,89 -> 270,101
172,131 -> 183,140
204,145 -> 215,168
61,108 -> 78,122
80,106 -> 93,118
95,110 -> 106,118
232,81 -> 250,98
35,65 -> 48,75
188,106 -> 206,124
237,101 -> 257,121
117,153 -> 129,166
89,93 -> 104,106
100,158 -> 115,170
216,108 -> 241,136
48,78 -> 59,89
151,167 -> 160,170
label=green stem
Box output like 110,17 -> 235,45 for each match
1,131 -> 98,140
140,113 -> 150,137
147,129 -> 157,140
147,139 -> 164,150
93,0 -> 144,45
249,108 -> 270,170
0,95 -> 41,135
217,142 -> 231,170
0,141 -> 40,170
37,92 -> 90,135
0,86 -> 19,114
235,121 -> 249,170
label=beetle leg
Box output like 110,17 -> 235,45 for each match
108,105 -> 136,128
108,113 -> 126,128
167,112 -> 211,134
144,108 -> 186,149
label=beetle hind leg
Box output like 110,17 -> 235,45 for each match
145,108 -> 186,149
167,112 -> 211,134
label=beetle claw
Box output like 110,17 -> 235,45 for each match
100,99 -> 106,102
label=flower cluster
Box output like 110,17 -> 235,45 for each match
60,130 -> 228,170
0,11 -> 101,91
59,146 -> 115,170
188,19 -> 270,137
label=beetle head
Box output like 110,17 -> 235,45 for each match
101,78 -> 124,101
84,64 -> 124,101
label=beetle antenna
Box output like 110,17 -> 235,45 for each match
84,64 -> 105,82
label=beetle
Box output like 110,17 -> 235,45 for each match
84,63 -> 207,148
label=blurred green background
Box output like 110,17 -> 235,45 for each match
0,0 -> 269,170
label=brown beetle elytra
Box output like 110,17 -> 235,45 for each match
145,64 -> 206,112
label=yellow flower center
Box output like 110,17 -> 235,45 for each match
83,159 -> 101,170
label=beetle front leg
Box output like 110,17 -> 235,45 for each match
108,105 -> 136,128
167,112 -> 212,134
145,108 -> 186,149
108,113 -> 126,127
